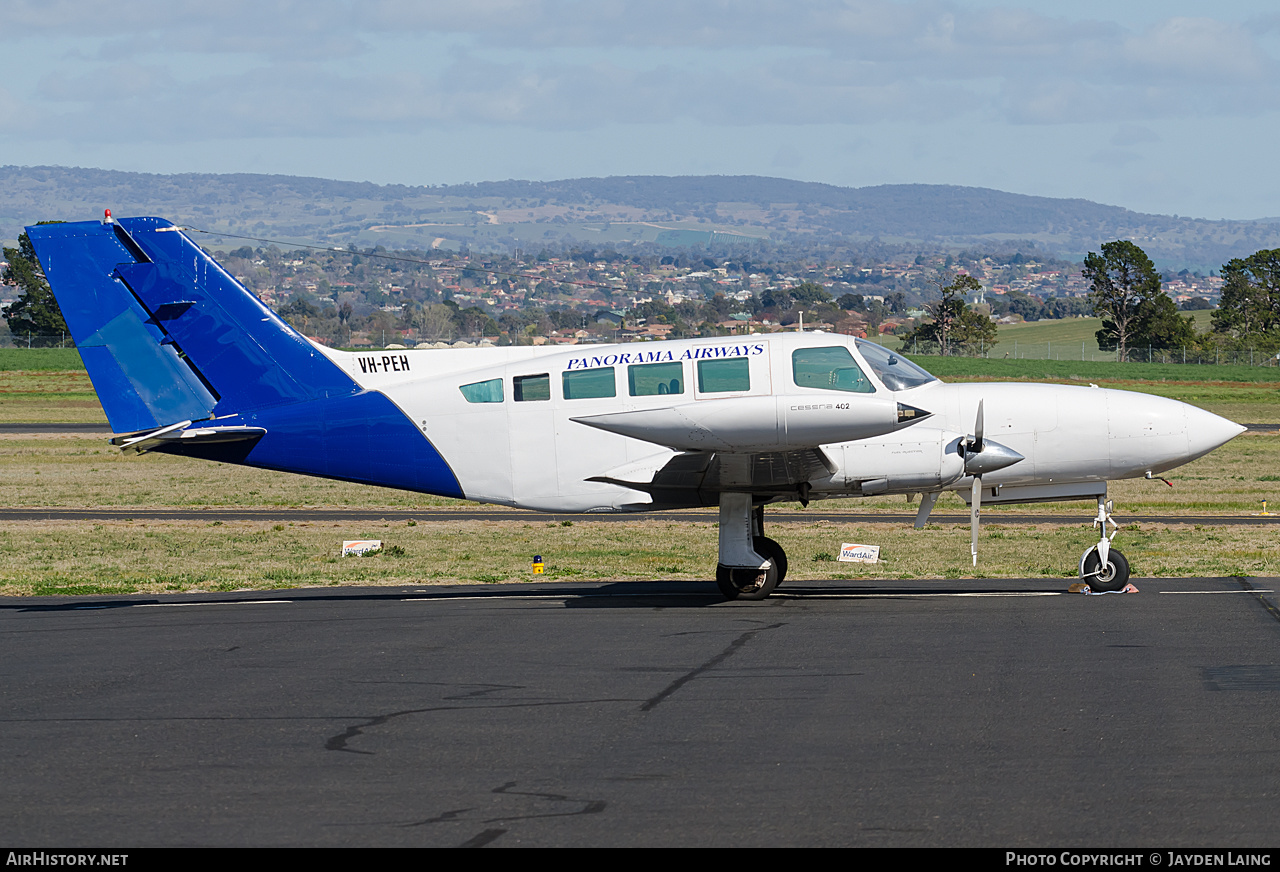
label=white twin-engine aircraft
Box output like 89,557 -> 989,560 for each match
27,216 -> 1245,600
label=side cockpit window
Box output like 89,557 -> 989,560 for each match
792,347 -> 875,393
459,378 -> 503,403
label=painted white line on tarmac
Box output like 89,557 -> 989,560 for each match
1159,590 -> 1274,594
401,593 -> 711,602
138,600 -> 292,607
776,591 -> 1062,598
399,590 -> 1064,603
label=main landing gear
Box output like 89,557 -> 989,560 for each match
1078,495 -> 1131,592
715,494 -> 788,601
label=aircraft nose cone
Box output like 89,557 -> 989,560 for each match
1185,405 -> 1246,461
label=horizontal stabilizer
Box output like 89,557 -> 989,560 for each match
111,421 -> 267,456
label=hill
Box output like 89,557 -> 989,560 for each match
3,166 -> 1278,270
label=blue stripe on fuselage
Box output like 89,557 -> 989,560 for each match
157,390 -> 464,499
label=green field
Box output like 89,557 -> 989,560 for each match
0,348 -> 85,371
886,312 -> 1237,364
999,310 -> 1215,347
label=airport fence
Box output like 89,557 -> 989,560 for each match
1,332 -> 73,349
2,332 -> 1278,369
903,339 -> 1280,367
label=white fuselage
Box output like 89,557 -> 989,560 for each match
316,334 -> 1243,512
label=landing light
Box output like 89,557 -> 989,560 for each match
896,403 -> 930,423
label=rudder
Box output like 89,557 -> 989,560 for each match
25,220 -> 217,434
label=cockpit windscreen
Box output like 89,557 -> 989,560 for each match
855,339 -> 938,391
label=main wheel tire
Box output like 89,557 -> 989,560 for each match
754,536 -> 788,585
715,562 -> 780,601
1081,548 -> 1130,592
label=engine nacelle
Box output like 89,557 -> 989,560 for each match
837,428 -> 966,495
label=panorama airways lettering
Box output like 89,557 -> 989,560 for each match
564,343 -> 765,371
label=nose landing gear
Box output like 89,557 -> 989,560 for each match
1079,495 -> 1131,592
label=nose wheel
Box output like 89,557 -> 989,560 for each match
1080,548 -> 1130,591
1079,496 -> 1131,592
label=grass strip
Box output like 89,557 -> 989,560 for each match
1,518 -> 1275,598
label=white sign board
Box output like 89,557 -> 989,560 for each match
342,539 -> 382,556
838,543 -> 880,564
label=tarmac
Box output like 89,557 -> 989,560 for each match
2,576 -> 1278,847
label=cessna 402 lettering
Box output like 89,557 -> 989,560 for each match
27,216 -> 1245,600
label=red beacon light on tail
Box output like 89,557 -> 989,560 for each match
103,209 -> 114,225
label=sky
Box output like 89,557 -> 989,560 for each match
2,0 -> 1279,220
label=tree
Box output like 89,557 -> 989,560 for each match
278,296 -> 320,332
2,229 -> 69,346
1179,296 -> 1214,311
788,281 -> 833,306
414,303 -> 459,341
1131,292 -> 1196,355
1083,240 -> 1162,362
899,274 -> 996,356
1212,249 -> 1280,339
954,305 -> 999,355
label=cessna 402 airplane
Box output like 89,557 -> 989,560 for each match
26,215 -> 1245,600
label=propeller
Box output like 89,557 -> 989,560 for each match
957,402 -> 1027,566
967,401 -> 984,566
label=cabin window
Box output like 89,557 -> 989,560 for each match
697,357 -> 750,393
562,367 -> 616,399
459,378 -> 503,404
792,347 -> 875,393
513,373 -> 550,402
628,361 -> 684,396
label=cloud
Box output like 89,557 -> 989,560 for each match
1088,148 -> 1141,167
5,0 -> 1280,147
1122,17 -> 1272,83
772,144 -> 802,168
1110,124 -> 1159,146
37,63 -> 177,103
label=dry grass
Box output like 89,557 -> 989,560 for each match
1,518 -> 1274,598
0,371 -> 105,423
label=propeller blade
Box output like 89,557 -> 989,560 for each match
970,474 -> 982,567
973,399 -> 984,454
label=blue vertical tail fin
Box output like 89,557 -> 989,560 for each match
26,217 -> 355,434
27,216 -> 462,498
